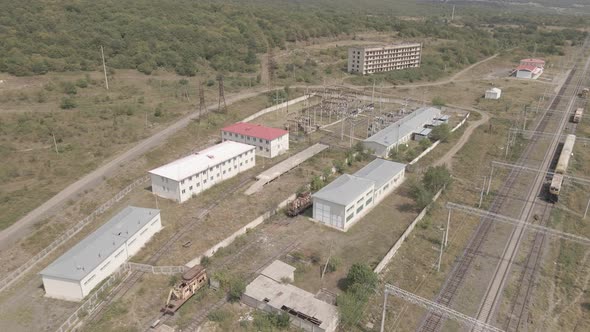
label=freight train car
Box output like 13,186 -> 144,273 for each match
573,107 -> 584,123
549,134 -> 576,196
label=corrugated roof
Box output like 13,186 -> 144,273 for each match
520,58 -> 545,64
416,128 -> 433,136
312,174 -> 374,206
364,107 -> 440,148
353,159 -> 405,189
149,141 -> 255,181
222,122 -> 288,141
40,206 -> 160,281
245,275 -> 338,330
486,87 -> 501,93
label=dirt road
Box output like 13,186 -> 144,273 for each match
435,105 -> 490,170
0,87 -> 270,250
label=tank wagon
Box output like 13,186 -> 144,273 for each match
549,134 -> 576,196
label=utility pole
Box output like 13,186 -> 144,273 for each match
100,45 -> 109,90
217,75 -> 227,113
198,82 -> 206,123
451,5 -> 455,21
445,209 -> 450,247
51,133 -> 59,154
321,242 -> 333,280
437,228 -> 445,272
380,292 -> 388,332
478,176 -> 486,208
584,195 -> 590,219
487,166 -> 494,195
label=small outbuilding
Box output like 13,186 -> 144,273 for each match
413,128 -> 432,141
485,87 -> 502,100
242,261 -> 339,332
40,206 -> 162,301
514,64 -> 543,79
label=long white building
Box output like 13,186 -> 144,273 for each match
149,141 -> 256,203
363,107 -> 440,158
221,122 -> 289,158
40,206 -> 162,301
312,159 -> 405,231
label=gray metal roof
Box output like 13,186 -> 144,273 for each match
364,107 -> 440,148
416,128 -> 432,136
312,174 -> 374,206
353,159 -> 406,189
40,206 -> 160,281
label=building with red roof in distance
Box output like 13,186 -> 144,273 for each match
520,58 -> 545,68
221,122 -> 289,158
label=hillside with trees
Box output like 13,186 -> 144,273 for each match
1,0 -> 587,78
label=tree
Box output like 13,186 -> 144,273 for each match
310,175 -> 324,191
431,123 -> 451,142
422,165 -> 452,192
344,263 -> 378,292
410,182 -> 434,210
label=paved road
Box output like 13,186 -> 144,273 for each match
0,87 -> 270,250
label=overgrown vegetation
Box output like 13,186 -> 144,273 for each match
410,165 -> 452,209
337,263 -> 378,328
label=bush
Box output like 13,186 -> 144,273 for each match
410,182 -> 434,210
344,263 -> 378,292
200,255 -> 211,267
431,124 -> 451,142
208,309 -> 230,322
325,256 -> 340,273
419,138 -> 432,151
75,78 -> 88,88
60,97 -> 77,109
432,96 -> 446,106
62,82 -> 77,95
228,279 -> 246,302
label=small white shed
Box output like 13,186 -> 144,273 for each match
485,88 -> 502,100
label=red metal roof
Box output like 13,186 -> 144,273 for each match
222,122 -> 288,140
515,64 -> 537,72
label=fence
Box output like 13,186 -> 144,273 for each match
186,193 -> 297,267
407,112 -> 470,166
374,189 -> 444,274
0,175 -> 150,293
55,265 -> 131,332
242,94 -> 314,123
126,262 -> 187,275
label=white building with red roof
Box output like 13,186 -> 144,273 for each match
221,122 -> 289,158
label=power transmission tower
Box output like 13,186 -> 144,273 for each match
198,82 -> 206,123
217,75 -> 227,114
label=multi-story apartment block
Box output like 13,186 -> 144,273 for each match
348,43 -> 422,75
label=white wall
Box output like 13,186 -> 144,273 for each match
44,213 -> 163,301
222,132 -> 288,158
313,198 -> 345,230
374,170 -> 405,205
152,147 -> 256,203
150,174 -> 180,202
42,276 -> 83,301
516,70 -> 532,79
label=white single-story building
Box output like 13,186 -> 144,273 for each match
149,141 -> 256,203
221,122 -> 289,158
363,107 -> 440,158
242,260 -> 339,332
485,87 -> 502,100
312,159 -> 406,231
40,206 -> 162,301
514,64 -> 543,79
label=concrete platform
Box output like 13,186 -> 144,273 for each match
245,143 -> 329,195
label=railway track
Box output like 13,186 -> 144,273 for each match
417,41 -> 590,332
82,177 -> 253,327
503,54 -> 590,332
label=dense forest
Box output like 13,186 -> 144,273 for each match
0,0 -> 587,77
